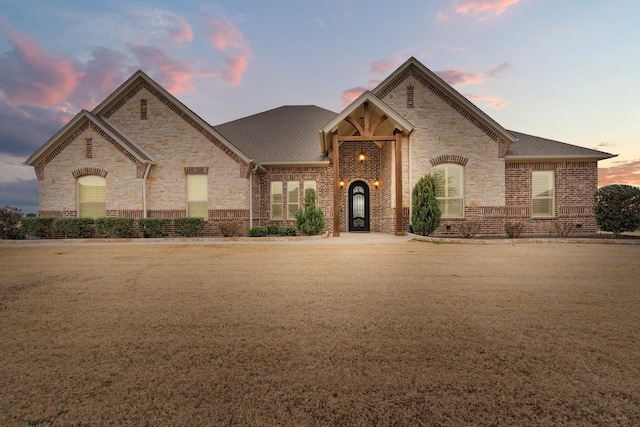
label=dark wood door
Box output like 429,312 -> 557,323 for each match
348,181 -> 370,232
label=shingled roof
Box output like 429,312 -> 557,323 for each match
214,105 -> 337,165
507,131 -> 615,161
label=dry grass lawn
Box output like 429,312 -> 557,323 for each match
1,240 -> 639,426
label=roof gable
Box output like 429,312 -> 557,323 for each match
92,70 -> 252,165
373,57 -> 516,145
24,110 -> 155,167
319,91 -> 415,154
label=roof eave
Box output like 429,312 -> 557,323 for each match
260,160 -> 331,168
25,111 -> 92,166
505,154 -> 618,162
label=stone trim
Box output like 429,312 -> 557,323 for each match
430,154 -> 469,166
34,121 -> 91,179
184,167 -> 209,175
72,167 -> 108,178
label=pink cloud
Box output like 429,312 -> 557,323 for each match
598,159 -> 640,187
437,12 -> 451,21
168,17 -> 193,44
70,47 -> 128,109
465,94 -> 509,109
221,54 -> 250,86
206,19 -> 248,51
436,62 -> 509,87
370,58 -> 400,75
341,87 -> 367,106
0,27 -> 83,106
130,45 -> 195,93
455,0 -> 520,19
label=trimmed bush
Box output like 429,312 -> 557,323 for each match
504,221 -> 524,238
95,217 -> 135,238
53,218 -> 94,238
266,225 -> 280,235
278,225 -> 297,236
0,205 -> 24,239
411,174 -> 441,236
21,217 -> 55,239
138,218 -> 170,238
295,188 -> 325,235
249,226 -> 268,237
595,184 -> 640,238
174,218 -> 204,237
459,221 -> 480,238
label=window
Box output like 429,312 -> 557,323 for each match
287,181 -> 299,219
270,181 -> 283,220
78,175 -> 106,218
187,174 -> 208,218
434,164 -> 464,217
532,171 -> 554,217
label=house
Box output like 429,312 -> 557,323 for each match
25,57 -> 615,237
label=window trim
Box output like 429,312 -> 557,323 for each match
532,170 -> 555,217
434,163 -> 464,218
287,181 -> 299,219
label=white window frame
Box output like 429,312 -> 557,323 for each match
434,163 -> 464,218
77,175 -> 106,218
287,181 -> 300,219
186,174 -> 208,218
532,171 -> 555,217
270,181 -> 283,220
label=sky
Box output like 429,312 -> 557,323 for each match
1,0 -> 639,213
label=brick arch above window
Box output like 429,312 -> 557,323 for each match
430,155 -> 469,167
72,168 -> 108,179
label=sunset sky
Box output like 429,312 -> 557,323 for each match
1,0 -> 639,213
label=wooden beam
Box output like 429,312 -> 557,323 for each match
395,133 -> 403,236
338,135 -> 396,142
370,115 -> 388,135
344,116 -> 364,137
332,133 -> 340,237
363,102 -> 370,137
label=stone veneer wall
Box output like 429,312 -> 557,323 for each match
106,87 -> 250,212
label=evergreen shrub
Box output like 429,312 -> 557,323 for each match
173,218 -> 204,237
411,174 -> 441,236
295,188 -> 325,235
95,217 -> 135,238
595,184 -> 640,238
137,218 -> 170,238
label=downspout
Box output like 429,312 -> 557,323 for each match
142,163 -> 151,218
249,162 -> 259,229
408,135 -> 412,228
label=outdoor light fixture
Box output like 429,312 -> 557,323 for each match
358,153 -> 366,162
374,180 -> 380,189
339,180 -> 345,188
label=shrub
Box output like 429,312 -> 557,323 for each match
266,225 -> 280,235
553,221 -> 576,237
218,221 -> 239,237
249,226 -> 268,237
411,174 -> 441,236
173,218 -> 204,237
53,218 -> 94,238
459,221 -> 481,238
278,225 -> 297,236
504,221 -> 524,238
295,188 -> 325,235
595,184 -> 640,238
137,218 -> 170,238
21,217 -> 55,239
0,205 -> 24,239
95,217 -> 135,238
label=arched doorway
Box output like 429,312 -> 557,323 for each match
348,180 -> 370,232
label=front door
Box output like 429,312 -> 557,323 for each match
349,181 -> 370,232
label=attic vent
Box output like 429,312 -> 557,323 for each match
85,137 -> 93,159
140,99 -> 147,120
407,85 -> 414,109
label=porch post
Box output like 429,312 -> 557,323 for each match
332,133 -> 340,237
395,133 -> 403,235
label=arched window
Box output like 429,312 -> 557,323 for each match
433,164 -> 464,218
77,175 -> 106,218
